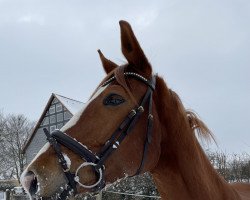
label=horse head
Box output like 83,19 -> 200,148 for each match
21,21 -> 163,199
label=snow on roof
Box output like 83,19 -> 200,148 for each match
54,94 -> 84,115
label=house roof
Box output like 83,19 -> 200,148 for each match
22,93 -> 84,153
54,94 -> 83,115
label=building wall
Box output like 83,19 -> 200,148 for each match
0,192 -> 3,200
25,128 -> 47,164
25,97 -> 73,164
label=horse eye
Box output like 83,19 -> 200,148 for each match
103,93 -> 125,106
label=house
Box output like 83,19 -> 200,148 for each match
22,93 -> 84,164
0,180 -> 18,199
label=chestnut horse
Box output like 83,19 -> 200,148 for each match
21,21 -> 250,200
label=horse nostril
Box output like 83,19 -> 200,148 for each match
21,171 -> 38,196
29,174 -> 38,195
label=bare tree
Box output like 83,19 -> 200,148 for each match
207,150 -> 230,181
207,150 -> 250,183
0,113 -> 34,183
241,160 -> 250,182
0,111 -> 13,179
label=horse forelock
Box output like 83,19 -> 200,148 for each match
114,65 -> 139,105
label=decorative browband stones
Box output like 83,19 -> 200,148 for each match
101,72 -> 150,88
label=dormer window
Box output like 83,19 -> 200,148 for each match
56,104 -> 63,112
64,111 -> 72,120
42,117 -> 49,126
50,125 -> 56,132
49,105 -> 55,114
57,113 -> 63,122
52,98 -> 58,104
50,115 -> 56,124
57,123 -> 63,129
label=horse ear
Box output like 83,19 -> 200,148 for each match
119,20 -> 152,76
98,49 -> 118,74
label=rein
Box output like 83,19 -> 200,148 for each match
43,72 -> 156,199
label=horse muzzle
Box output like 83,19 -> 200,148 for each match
21,171 -> 39,197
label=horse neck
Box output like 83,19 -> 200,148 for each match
151,78 -> 240,200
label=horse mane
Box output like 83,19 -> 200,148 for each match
186,110 -> 216,144
169,89 -> 216,144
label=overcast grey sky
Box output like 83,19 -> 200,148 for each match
0,0 -> 249,153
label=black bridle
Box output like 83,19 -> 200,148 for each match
43,72 -> 156,199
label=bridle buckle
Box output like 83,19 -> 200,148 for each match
138,106 -> 144,113
128,109 -> 136,118
148,114 -> 153,120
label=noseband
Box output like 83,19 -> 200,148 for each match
43,72 -> 156,199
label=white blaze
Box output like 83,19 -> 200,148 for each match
61,85 -> 108,132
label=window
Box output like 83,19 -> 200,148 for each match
52,98 -> 58,104
49,105 -> 55,114
57,113 -> 63,122
56,104 -> 63,112
50,115 -> 56,124
50,125 -> 56,132
64,120 -> 70,124
42,117 -> 49,126
57,123 -> 63,129
64,111 -> 72,120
